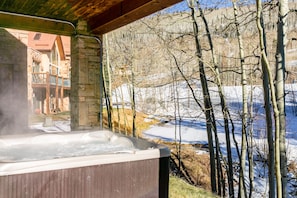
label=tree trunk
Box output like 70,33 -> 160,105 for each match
232,2 -> 248,197
248,83 -> 254,198
275,1 -> 288,197
187,0 -> 217,193
131,66 -> 136,137
256,1 -> 281,197
103,34 -> 113,130
197,2 -> 233,196
257,3 -> 275,197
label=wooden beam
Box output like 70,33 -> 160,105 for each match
46,72 -> 50,114
0,12 -> 76,36
89,0 -> 182,34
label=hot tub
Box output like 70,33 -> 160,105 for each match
0,130 -> 170,198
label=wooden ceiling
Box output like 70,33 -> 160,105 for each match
0,0 -> 182,36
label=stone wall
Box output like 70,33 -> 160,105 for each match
0,29 -> 28,134
70,21 -> 102,130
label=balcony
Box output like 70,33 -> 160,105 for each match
32,72 -> 70,89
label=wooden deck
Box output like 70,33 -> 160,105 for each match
32,72 -> 70,89
32,72 -> 70,114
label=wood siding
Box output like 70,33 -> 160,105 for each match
0,158 -> 169,198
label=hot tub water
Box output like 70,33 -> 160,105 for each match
0,130 -> 137,162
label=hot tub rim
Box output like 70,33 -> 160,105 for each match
0,130 -> 170,176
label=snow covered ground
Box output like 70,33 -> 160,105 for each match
112,83 -> 297,157
112,82 -> 297,197
30,82 -> 297,197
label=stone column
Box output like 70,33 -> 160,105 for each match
70,20 -> 102,130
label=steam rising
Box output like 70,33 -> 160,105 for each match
0,29 -> 28,135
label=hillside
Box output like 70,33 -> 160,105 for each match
105,2 -> 297,87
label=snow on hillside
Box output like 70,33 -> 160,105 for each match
112,82 -> 297,197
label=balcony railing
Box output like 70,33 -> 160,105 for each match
32,72 -> 70,88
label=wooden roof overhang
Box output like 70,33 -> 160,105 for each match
0,0 -> 182,36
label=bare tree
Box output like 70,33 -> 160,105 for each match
256,3 -> 275,197
196,1 -> 236,196
275,0 -> 289,196
103,34 -> 113,130
232,1 -> 248,197
256,0 -> 282,197
187,0 -> 218,193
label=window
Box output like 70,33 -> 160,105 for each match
51,45 -> 59,65
32,60 -> 40,72
34,33 -> 41,40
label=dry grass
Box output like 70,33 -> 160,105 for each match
169,176 -> 218,198
155,141 -> 212,191
102,108 -> 158,137
176,149 -> 211,189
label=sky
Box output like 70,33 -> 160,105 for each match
164,0 -> 263,13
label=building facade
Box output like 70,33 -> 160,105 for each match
7,29 -> 71,115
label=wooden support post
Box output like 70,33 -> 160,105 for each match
46,72 -> 50,114
61,77 -> 64,111
55,75 -> 59,112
